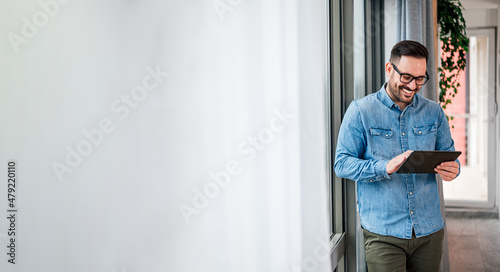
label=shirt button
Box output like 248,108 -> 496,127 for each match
419,131 -> 422,134
369,179 -> 373,182
410,192 -> 413,195
402,132 -> 405,135
410,211 -> 414,214
401,113 -> 403,117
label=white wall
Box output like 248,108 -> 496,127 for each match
463,9 -> 497,28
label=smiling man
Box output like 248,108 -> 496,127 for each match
334,40 -> 460,272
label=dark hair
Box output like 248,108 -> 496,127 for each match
389,40 -> 428,64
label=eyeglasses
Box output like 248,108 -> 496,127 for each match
391,62 -> 429,86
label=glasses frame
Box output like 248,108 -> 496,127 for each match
391,62 -> 429,86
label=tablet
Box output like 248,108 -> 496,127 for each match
396,151 -> 462,174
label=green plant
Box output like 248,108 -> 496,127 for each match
437,0 -> 469,113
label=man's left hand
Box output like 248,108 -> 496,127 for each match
434,161 -> 460,181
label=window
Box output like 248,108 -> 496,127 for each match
329,1 -> 386,271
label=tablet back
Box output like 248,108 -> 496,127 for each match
396,151 -> 461,174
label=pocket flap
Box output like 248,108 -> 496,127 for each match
370,128 -> 393,139
413,124 -> 437,135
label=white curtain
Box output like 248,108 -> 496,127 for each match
396,0 -> 438,101
0,1 -> 331,271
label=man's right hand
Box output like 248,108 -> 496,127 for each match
386,150 -> 413,175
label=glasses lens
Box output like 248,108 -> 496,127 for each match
415,77 -> 428,86
400,74 -> 413,83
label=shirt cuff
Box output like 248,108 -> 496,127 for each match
364,160 -> 390,183
375,160 -> 390,181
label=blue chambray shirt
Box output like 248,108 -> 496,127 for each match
334,84 -> 459,239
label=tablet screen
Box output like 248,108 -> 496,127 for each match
396,151 -> 461,174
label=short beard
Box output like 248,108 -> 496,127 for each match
387,80 -> 417,104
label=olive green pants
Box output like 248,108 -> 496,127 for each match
363,228 -> 444,272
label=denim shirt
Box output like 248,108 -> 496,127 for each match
334,85 -> 459,239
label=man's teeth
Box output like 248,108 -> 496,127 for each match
403,89 -> 412,94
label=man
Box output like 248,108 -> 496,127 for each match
334,40 -> 460,272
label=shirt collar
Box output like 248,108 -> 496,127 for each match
377,83 -> 419,109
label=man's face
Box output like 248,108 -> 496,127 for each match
385,56 -> 427,108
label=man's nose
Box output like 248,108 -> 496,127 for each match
408,79 -> 417,90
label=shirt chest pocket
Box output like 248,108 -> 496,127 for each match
413,124 -> 437,150
369,128 -> 396,159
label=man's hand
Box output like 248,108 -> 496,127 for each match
386,150 -> 413,175
435,161 -> 460,181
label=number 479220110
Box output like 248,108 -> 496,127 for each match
7,161 -> 16,209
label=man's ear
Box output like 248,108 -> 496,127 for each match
385,62 -> 392,78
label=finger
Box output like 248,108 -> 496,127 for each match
389,158 -> 404,172
397,155 -> 407,164
442,175 -> 453,181
436,164 -> 459,171
393,154 -> 407,166
387,155 -> 408,174
436,165 -> 454,171
404,150 -> 414,156
435,169 -> 456,181
439,165 -> 459,174
439,161 -> 459,168
437,169 -> 458,178
435,170 -> 449,181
